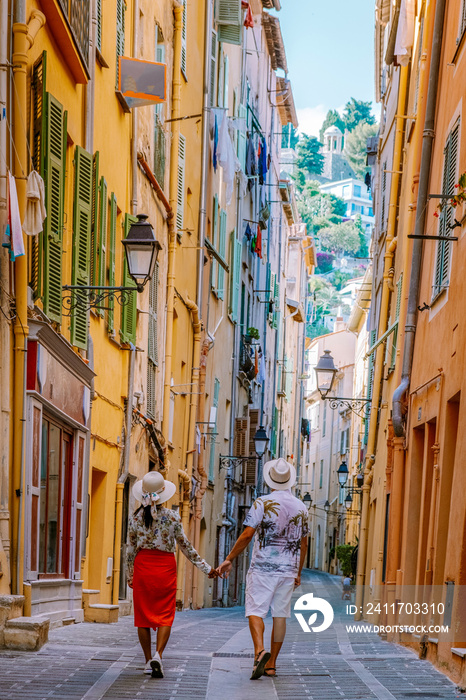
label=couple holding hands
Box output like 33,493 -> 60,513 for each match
127,458 -> 308,680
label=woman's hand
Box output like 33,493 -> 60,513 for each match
208,568 -> 219,579
217,560 -> 233,579
127,579 -> 133,589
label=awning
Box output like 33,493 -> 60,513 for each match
276,76 -> 298,128
262,13 -> 288,72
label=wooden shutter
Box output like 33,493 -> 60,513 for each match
176,133 -> 186,234
216,0 -> 242,45
181,0 -> 187,77
73,434 -> 85,576
96,0 -> 102,52
217,209 -> 227,299
380,161 -> 387,232
229,230 -> 241,322
434,122 -> 459,297
390,273 -> 403,369
234,417 -> 249,456
70,145 -> 92,349
364,329 -> 377,446
245,408 -> 260,485
107,193 -> 117,333
217,52 -> 224,108
43,93 -> 66,324
90,152 -> 99,287
116,0 -> 125,89
98,177 -> 108,287
148,261 -> 159,364
211,194 -> 219,291
209,29 -> 218,108
31,53 -> 47,299
208,378 -> 221,482
237,104 -> 247,170
120,213 -> 138,344
461,0 -> 466,37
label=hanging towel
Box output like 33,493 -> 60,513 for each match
254,346 -> 259,376
213,115 -> 219,172
244,3 -> 254,28
394,0 -> 415,66
23,170 -> 46,237
246,134 -> 256,191
244,222 -> 253,241
258,136 -> 268,185
258,353 -> 266,383
254,224 -> 262,258
8,172 -> 25,259
217,115 -> 236,204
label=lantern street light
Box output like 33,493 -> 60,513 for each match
324,500 -> 330,513
345,492 -> 353,511
254,425 -> 269,497
337,461 -> 349,487
303,492 -> 312,508
63,214 -> 162,313
314,350 -> 371,418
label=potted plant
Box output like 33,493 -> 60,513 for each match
246,327 -> 260,341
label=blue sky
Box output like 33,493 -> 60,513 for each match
275,0 -> 378,137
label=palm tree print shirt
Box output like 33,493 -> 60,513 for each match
243,489 -> 309,576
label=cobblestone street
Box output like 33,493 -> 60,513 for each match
0,571 -> 459,700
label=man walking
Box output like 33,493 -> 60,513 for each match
217,458 -> 309,680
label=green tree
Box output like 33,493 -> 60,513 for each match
297,181 -> 346,234
319,109 -> 345,143
319,221 -> 361,257
296,134 -> 324,182
342,98 -> 375,132
345,121 -> 378,179
281,123 -> 299,150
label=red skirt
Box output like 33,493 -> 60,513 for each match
133,549 -> 177,629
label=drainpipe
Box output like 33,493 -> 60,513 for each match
176,296 -> 201,605
131,0 -> 138,214
11,4 -> 46,595
354,64 -> 408,618
162,2 -> 183,459
392,0 -> 447,438
176,468 -> 190,602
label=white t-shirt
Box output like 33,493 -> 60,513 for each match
243,489 -> 309,577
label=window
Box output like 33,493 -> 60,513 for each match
71,146 -> 93,350
208,378 -> 220,482
209,29 -> 218,107
216,0 -> 242,45
176,134 -> 186,234
342,185 -> 350,198
433,121 -> 459,299
30,413 -> 84,579
459,0 -> 466,42
107,193 -> 117,333
229,230 -> 241,322
354,184 -> 362,197
181,0 -> 187,78
154,25 -> 166,188
368,207 -> 373,216
312,462 -> 315,489
319,459 -> 324,489
96,0 -> 102,53
380,161 -> 387,233
147,263 -> 159,418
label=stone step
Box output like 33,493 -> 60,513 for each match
82,589 -> 101,607
119,600 -> 132,617
3,615 -> 49,651
84,603 -> 119,624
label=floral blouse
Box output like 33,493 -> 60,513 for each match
127,505 -> 211,581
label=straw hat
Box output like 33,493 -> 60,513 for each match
132,471 -> 176,505
263,458 -> 296,490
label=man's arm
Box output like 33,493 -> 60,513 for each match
217,526 -> 256,578
294,536 -> 308,587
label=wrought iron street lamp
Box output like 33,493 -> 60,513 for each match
314,350 -> 371,418
63,214 -> 161,314
344,492 -> 353,511
254,425 -> 269,497
324,500 -> 330,513
303,492 -> 312,508
337,461 -> 349,487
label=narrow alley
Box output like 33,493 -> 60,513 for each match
0,571 -> 458,700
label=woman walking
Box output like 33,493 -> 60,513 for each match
127,471 -> 217,678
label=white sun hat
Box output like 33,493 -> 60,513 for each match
132,471 -> 177,505
263,458 -> 296,490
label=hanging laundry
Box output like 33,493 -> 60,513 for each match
254,224 -> 262,258
246,133 -> 256,191
258,136 -> 268,185
251,228 -> 257,254
258,353 -> 266,383
217,115 -> 237,204
23,170 -> 46,237
244,222 -> 253,241
8,172 -> 25,260
241,0 -> 249,7
244,3 -> 254,28
254,346 -> 259,377
213,114 -> 219,172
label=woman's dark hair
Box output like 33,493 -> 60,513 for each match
135,504 -> 155,529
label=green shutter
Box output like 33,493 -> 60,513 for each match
43,92 -> 65,324
272,275 -> 279,329
364,329 -> 377,446
116,0 -> 125,89
176,134 -> 186,234
217,52 -> 224,109
229,229 -> 241,322
433,122 -> 459,297
209,30 -> 218,107
217,209 -> 227,299
223,55 -> 229,108
90,152 -> 99,287
181,0 -> 187,77
107,193 -> 117,333
31,52 -> 47,299
120,213 -> 138,344
96,0 -> 102,52
70,145 -> 93,349
216,0 -> 242,45
208,377 -> 220,482
211,194 -> 219,291
97,176 -> 108,315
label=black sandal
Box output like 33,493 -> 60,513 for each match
250,649 -> 271,680
264,667 -> 276,677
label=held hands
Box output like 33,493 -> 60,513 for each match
216,559 -> 233,579
294,573 -> 301,588
208,568 -> 219,579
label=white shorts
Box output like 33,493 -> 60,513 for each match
245,571 -> 296,618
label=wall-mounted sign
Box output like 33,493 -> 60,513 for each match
118,57 -> 166,108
